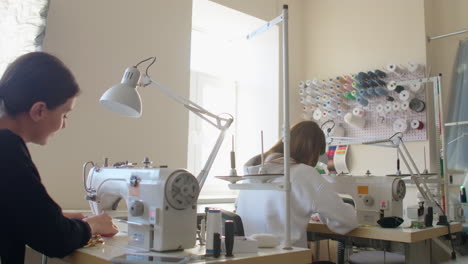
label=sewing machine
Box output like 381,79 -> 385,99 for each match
83,159 -> 200,251
325,175 -> 406,225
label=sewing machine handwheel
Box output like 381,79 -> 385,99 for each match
392,179 -> 406,201
165,170 -> 199,210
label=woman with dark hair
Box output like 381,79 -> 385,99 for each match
236,120 -> 358,248
0,52 -> 118,263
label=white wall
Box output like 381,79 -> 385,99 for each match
34,0 -> 193,209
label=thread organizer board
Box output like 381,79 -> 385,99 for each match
299,62 -> 427,142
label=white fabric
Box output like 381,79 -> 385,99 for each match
0,0 -> 49,76
236,154 -> 358,248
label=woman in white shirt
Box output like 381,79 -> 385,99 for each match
236,120 -> 358,248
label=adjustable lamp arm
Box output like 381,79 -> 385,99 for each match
138,75 -> 234,189
101,62 -> 233,190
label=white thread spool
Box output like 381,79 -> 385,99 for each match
336,109 -> 343,116
298,81 -> 305,88
387,81 -> 397,91
399,90 -> 413,101
344,112 -> 366,129
376,104 -> 384,113
300,97 -> 306,104
206,208 -> 222,254
312,79 -> 323,87
393,119 -> 408,133
386,64 -> 405,75
384,103 -> 393,113
408,62 -> 424,73
352,107 -> 365,117
392,102 -> 401,111
401,101 -> 409,111
409,82 -> 422,93
305,87 -> 313,95
305,80 -> 313,87
306,95 -> 314,104
313,109 -> 322,121
411,120 -> 424,130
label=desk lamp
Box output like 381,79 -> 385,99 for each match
100,57 -> 233,189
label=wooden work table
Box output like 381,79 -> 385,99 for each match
307,221 -> 462,243
64,222 -> 311,264
307,221 -> 462,263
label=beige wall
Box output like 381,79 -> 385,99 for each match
34,0 -> 193,209
303,0 -> 430,175
425,0 -> 468,116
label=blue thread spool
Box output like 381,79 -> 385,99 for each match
374,69 -> 387,78
356,96 -> 369,107
359,89 -> 370,99
375,86 -> 388,96
366,88 -> 377,97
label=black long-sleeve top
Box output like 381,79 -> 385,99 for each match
0,129 -> 91,264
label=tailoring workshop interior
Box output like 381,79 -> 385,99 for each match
5,0 -> 468,263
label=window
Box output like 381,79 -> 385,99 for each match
190,0 -> 279,199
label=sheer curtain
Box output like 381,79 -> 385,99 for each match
0,0 -> 50,76
446,39 -> 468,171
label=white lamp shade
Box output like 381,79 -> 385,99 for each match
100,83 -> 142,118
100,67 -> 142,118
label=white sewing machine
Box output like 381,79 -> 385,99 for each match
83,160 -> 200,251
325,175 -> 406,225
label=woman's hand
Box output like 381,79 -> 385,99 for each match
83,213 -> 119,237
63,212 -> 86,219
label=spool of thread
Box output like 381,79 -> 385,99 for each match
384,103 -> 393,113
386,96 -> 395,102
213,233 -> 221,258
344,112 -> 366,129
342,83 -> 354,91
305,87 -> 314,95
336,109 -> 343,116
299,88 -> 305,96
393,119 -> 408,133
401,101 -> 409,111
343,75 -> 353,83
376,104 -> 384,113
300,97 -> 306,104
358,89 -> 371,99
352,107 -> 365,117
206,209 -> 222,255
305,80 -> 313,87
360,80 -> 370,88
350,73 -> 358,80
312,79 -> 322,87
357,72 -> 369,81
386,64 -> 404,75
366,88 -> 377,97
374,69 -> 387,78
392,102 -> 401,111
411,120 -> 424,130
343,91 -> 356,100
394,85 -> 405,94
376,79 -> 386,86
351,81 -> 361,90
367,79 -> 379,88
321,95 -> 329,102
351,90 -> 358,97
337,101 -> 349,110
409,82 -> 422,93
399,90 -> 413,101
387,81 -> 397,91
305,95 -> 314,104
408,62 -> 424,73
313,109 -> 322,121
298,81 -> 305,88
356,96 -> 369,106
367,71 -> 377,79
409,98 -> 426,112
374,86 -> 388,96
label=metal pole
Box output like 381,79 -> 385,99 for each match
428,29 -> 468,41
282,4 -> 292,250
